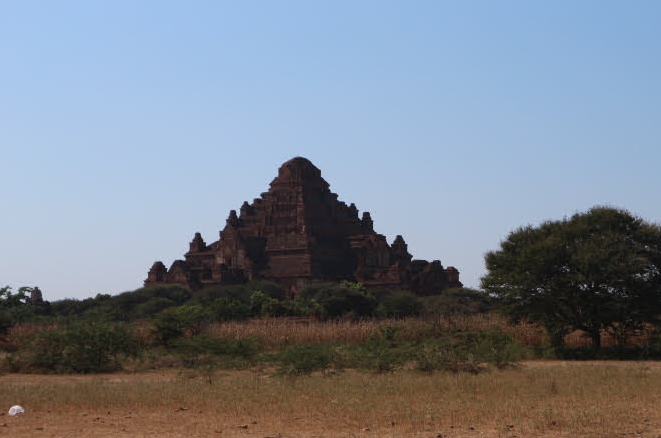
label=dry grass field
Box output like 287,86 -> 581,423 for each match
206,315 -> 637,349
1,361 -> 661,438
1,317 -> 657,437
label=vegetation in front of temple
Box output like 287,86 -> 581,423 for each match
1,278 -> 661,374
2,206 -> 661,374
2,281 -> 522,374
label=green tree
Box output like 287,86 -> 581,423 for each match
0,286 -> 28,308
481,207 -> 661,352
31,322 -> 139,373
152,305 -> 209,345
249,291 -> 270,316
0,309 -> 11,341
209,297 -> 251,321
313,284 -> 376,319
376,292 -> 420,318
0,286 -> 42,322
340,280 -> 367,293
418,287 -> 494,330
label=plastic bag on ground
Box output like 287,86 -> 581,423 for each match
8,405 -> 25,416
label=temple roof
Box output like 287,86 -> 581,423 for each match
270,156 -> 329,190
282,156 -> 317,170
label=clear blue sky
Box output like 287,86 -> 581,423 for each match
1,1 -> 660,300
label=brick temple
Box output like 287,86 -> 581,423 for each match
145,157 -> 461,294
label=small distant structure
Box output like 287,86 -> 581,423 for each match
30,287 -> 44,305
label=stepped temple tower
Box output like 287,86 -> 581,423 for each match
146,157 -> 461,294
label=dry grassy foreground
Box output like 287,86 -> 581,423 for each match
1,361 -> 660,438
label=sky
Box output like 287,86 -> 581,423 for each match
1,1 -> 660,300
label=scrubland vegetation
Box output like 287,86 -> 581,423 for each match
15,283 -> 658,436
2,271 -> 661,377
2,283 -> 661,377
1,207 -> 661,436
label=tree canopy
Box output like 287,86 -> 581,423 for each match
481,206 -> 661,351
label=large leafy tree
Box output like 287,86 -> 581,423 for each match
481,207 -> 661,351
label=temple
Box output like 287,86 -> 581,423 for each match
145,157 -> 461,295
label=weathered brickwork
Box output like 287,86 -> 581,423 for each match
146,157 -> 461,294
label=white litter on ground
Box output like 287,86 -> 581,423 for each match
8,405 -> 25,416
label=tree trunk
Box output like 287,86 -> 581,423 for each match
549,331 -> 565,351
547,324 -> 567,355
589,328 -> 601,353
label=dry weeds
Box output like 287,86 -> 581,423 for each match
206,315 -> 640,350
207,315 -> 543,348
5,315 -> 647,353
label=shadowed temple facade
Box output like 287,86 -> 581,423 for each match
146,157 -> 461,294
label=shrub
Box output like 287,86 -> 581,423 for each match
275,343 -> 338,375
299,284 -> 376,319
260,298 -> 288,317
187,286 -> 239,306
249,291 -> 271,316
50,298 -> 85,317
419,288 -> 495,317
260,298 -> 307,317
209,298 -> 251,321
413,330 -> 529,373
376,292 -> 420,318
23,323 -> 139,373
414,342 -> 481,374
170,335 -> 258,369
0,310 -> 11,340
152,305 -> 209,345
193,281 -> 284,309
339,281 -> 367,293
108,285 -> 191,321
460,330 -> 529,368
636,328 -> 661,360
348,326 -> 410,372
133,297 -> 177,318
351,340 -> 409,372
245,280 -> 286,300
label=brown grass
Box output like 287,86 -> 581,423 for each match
206,315 -> 545,348
4,315 -> 652,360
1,362 -> 660,437
206,315 -> 643,350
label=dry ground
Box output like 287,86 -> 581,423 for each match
1,361 -> 661,438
